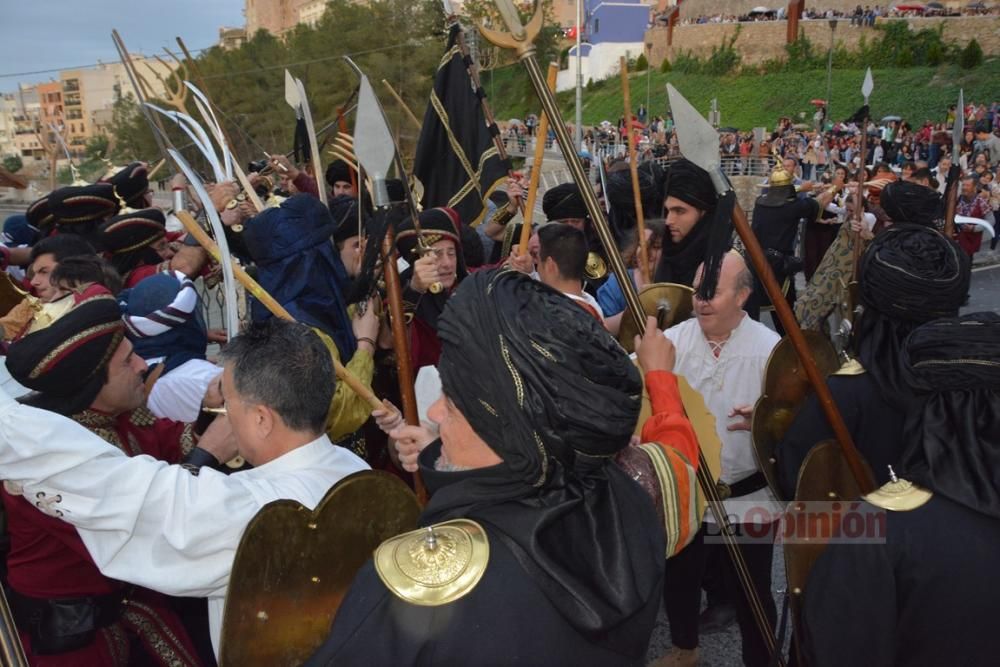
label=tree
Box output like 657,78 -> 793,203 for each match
959,39 -> 983,69
2,156 -> 23,174
660,58 -> 672,73
635,53 -> 649,71
105,0 -> 447,171
85,135 -> 109,161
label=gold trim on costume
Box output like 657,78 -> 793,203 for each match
375,519 -> 490,607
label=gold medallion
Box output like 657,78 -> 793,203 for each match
375,519 -> 489,606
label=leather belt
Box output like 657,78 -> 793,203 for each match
716,472 -> 768,500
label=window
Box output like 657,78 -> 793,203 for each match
594,18 -> 599,33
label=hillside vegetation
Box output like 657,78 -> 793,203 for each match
482,58 -> 1000,130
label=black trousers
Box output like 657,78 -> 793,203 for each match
663,521 -> 778,667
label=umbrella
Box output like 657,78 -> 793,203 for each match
893,3 -> 926,10
718,126 -> 739,133
751,6 -> 772,13
508,118 -> 523,126
810,99 -> 827,106
792,123 -> 811,130
882,115 -> 903,122
927,1 -> 944,7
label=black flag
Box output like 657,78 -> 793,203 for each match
413,23 -> 507,227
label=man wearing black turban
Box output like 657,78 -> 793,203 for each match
879,179 -> 943,228
776,224 -> 971,497
308,269 -> 674,665
801,312 -> 1000,667
655,158 -> 723,288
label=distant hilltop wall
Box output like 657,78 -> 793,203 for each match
674,0 -> 905,18
647,16 -> 1000,66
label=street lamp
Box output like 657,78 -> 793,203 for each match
825,19 -> 838,125
575,0 -> 583,151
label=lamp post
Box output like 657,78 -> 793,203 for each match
575,0 -> 583,151
825,19 -> 838,124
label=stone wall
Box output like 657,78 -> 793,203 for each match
646,16 -> 1000,67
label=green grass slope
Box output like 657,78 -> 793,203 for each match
481,59 -> 1000,130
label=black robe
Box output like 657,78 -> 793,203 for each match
801,495 -> 1000,667
305,531 -> 660,666
775,373 -> 904,498
306,444 -> 664,666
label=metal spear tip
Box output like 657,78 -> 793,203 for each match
665,84 -> 727,194
284,70 -> 301,110
861,67 -> 874,104
354,75 -> 395,207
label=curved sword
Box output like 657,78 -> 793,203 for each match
184,82 -> 234,180
146,103 -> 227,182
167,148 -> 240,339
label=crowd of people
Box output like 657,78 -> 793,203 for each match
0,31 -> 997,667
658,3 -> 1000,26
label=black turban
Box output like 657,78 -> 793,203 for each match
48,184 -> 120,227
99,208 -> 167,276
899,312 -> 1000,518
542,182 -> 588,222
880,180 -> 942,228
662,158 -> 716,212
604,161 -> 665,224
324,159 -> 353,189
427,268 -> 663,650
855,224 -> 970,410
859,224 -> 969,323
6,289 -> 124,416
654,159 -> 732,299
328,194 -> 364,244
106,162 -> 150,208
25,195 -> 55,234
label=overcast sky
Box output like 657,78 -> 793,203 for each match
0,0 -> 245,93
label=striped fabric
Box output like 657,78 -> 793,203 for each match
639,442 -> 704,558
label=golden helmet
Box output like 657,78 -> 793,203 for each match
768,166 -> 794,188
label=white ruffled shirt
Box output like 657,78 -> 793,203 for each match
664,314 -> 781,523
0,390 -> 369,655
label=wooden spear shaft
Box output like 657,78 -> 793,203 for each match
175,211 -> 381,410
620,56 -> 650,284
732,204 -> 875,494
381,80 -> 422,131
381,228 -> 428,505
519,62 -> 558,251
850,120 -> 869,282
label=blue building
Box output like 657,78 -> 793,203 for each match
556,0 -> 654,92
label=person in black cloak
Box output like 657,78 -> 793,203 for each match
775,224 -> 970,498
306,268 -> 666,666
801,312 -> 1000,667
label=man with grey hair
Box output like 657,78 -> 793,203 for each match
653,251 -> 781,667
0,319 -> 370,658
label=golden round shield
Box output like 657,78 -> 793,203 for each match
0,272 -> 29,319
750,332 -> 839,501
219,470 -> 420,666
617,282 -> 694,354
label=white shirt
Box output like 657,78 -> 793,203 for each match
563,290 -> 605,321
664,314 -> 780,522
0,391 -> 369,655
146,359 -> 224,423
